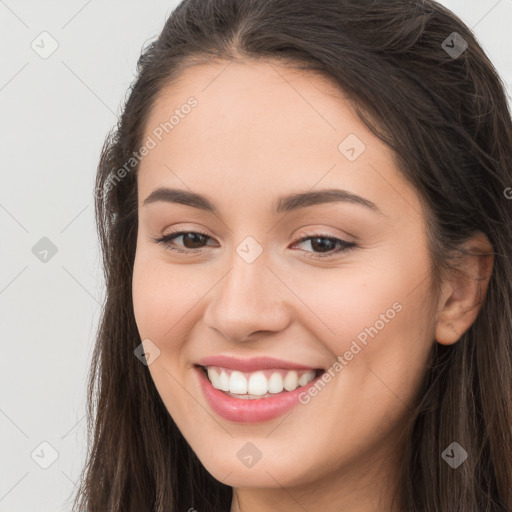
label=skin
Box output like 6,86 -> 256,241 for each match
131,59 -> 493,512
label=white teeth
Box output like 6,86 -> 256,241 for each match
229,371 -> 247,394
218,369 -> 230,392
205,367 -> 317,397
268,373 -> 284,393
283,370 -> 298,391
207,367 -> 220,388
299,372 -> 313,386
248,372 -> 268,395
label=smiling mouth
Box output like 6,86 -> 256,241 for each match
197,365 -> 325,399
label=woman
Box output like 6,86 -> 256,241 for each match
73,0 -> 512,510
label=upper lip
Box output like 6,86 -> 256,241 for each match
196,355 -> 321,373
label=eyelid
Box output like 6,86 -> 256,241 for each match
289,233 -> 356,258
153,227 -> 357,259
157,227 -> 352,246
161,223 -> 214,238
291,227 -> 354,243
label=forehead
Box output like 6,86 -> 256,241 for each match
137,59 -> 421,220
144,59 -> 362,148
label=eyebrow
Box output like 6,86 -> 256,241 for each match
142,187 -> 382,215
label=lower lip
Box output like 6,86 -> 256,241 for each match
195,366 -> 323,423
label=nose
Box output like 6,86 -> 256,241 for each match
202,246 -> 291,342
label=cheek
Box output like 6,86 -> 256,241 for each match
284,249 -> 435,393
284,261 -> 425,347
132,251 -> 202,343
132,254 -> 199,417
132,255 -> 167,341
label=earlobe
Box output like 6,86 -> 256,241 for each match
434,233 -> 494,346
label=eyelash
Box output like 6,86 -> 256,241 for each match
152,230 -> 357,259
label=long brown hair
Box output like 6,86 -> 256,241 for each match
72,1 -> 512,510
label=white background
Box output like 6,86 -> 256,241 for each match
1,1 -> 511,510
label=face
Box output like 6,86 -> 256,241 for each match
132,60 -> 438,496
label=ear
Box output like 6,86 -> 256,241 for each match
435,232 -> 494,346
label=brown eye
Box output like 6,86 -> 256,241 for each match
178,232 -> 210,249
154,231 -> 217,253
291,235 -> 356,258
